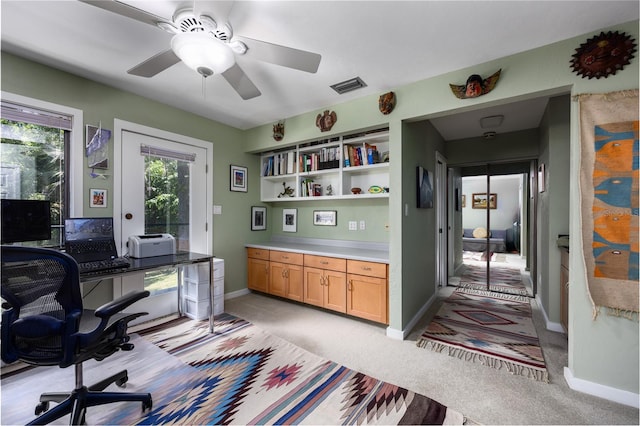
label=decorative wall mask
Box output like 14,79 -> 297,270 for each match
273,121 -> 284,141
316,110 -> 337,132
570,31 -> 636,79
450,69 -> 501,99
378,91 -> 396,115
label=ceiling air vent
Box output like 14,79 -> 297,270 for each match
330,77 -> 367,94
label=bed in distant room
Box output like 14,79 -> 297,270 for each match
462,227 -> 507,253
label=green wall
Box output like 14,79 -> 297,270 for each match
1,52 -> 257,296
244,20 -> 640,397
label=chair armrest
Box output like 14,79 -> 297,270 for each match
94,290 -> 150,319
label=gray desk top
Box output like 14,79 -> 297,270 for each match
245,238 -> 389,263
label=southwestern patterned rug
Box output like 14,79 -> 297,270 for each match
458,261 -> 528,296
2,313 -> 465,425
417,290 -> 548,383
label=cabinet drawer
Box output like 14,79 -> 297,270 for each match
304,255 -> 346,272
347,260 -> 387,278
270,250 -> 303,265
247,247 -> 269,260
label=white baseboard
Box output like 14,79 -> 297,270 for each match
224,288 -> 250,300
535,294 -> 565,334
564,367 -> 640,408
386,292 -> 438,340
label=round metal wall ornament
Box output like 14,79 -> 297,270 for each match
570,31 -> 636,79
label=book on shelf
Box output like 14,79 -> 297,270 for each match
262,152 -> 296,177
344,143 -> 378,168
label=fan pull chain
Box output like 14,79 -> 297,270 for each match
202,75 -> 207,100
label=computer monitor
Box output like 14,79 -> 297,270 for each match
1,199 -> 52,244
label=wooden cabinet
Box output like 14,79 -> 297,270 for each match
560,248 -> 569,335
247,248 -> 269,293
303,255 -> 347,313
270,251 -> 304,302
247,248 -> 388,324
347,260 -> 388,324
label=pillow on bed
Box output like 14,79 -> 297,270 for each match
472,227 -> 488,239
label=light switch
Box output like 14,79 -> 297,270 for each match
213,205 -> 222,215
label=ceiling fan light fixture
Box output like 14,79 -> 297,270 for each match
171,32 -> 235,76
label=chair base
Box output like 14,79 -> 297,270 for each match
29,369 -> 152,425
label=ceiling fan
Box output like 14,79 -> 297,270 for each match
79,0 -> 322,100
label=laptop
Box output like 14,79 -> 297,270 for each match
64,217 -> 129,272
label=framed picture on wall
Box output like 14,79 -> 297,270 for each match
416,166 -> 433,208
472,193 -> 497,209
251,206 -> 266,231
283,208 -> 297,232
313,210 -> 337,226
230,165 -> 247,192
89,188 -> 107,208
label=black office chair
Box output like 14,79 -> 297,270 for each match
1,246 -> 153,425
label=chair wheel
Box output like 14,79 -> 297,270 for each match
142,397 -> 153,412
35,401 -> 49,415
115,374 -> 128,387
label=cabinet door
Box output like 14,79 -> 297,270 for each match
286,264 -> 304,302
324,270 -> 347,313
303,267 -> 325,308
247,257 -> 269,293
347,273 -> 388,324
270,262 -> 287,298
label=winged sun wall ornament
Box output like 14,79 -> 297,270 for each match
316,110 -> 337,132
449,69 -> 501,99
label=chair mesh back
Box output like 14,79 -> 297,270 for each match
2,252 -> 75,362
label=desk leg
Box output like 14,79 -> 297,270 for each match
177,266 -> 183,317
209,258 -> 215,333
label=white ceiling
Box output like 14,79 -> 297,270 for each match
1,1 -> 638,140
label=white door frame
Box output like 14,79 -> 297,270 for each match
435,151 -> 448,287
112,119 -> 213,302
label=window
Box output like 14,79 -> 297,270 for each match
1,100 -> 76,247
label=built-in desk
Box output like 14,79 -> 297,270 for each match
80,251 -> 215,332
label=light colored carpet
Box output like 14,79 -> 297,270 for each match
224,291 -> 639,425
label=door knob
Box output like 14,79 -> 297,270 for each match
125,213 -> 133,220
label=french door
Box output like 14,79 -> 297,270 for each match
115,123 -> 211,321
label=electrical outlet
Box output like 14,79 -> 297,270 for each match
348,221 -> 357,231
359,220 -> 366,230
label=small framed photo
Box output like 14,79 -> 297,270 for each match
90,188 -> 107,208
251,206 -> 267,231
282,208 -> 297,232
230,165 -> 247,192
313,210 -> 337,226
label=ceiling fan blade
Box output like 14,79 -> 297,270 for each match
238,37 -> 321,73
128,49 -> 181,77
222,63 -> 261,100
78,0 -> 169,28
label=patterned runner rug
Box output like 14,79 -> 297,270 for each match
2,313 -> 465,425
417,290 -> 548,383
458,262 -> 528,296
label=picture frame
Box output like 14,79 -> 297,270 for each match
251,206 -> 267,231
89,188 -> 107,208
85,125 -> 111,169
230,165 -> 247,192
472,193 -> 497,209
416,166 -> 433,208
282,208 -> 297,232
538,163 -> 546,193
313,210 -> 337,226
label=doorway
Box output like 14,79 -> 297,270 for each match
113,121 -> 213,321
453,161 -> 534,297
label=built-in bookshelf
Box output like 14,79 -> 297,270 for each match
260,127 -> 389,202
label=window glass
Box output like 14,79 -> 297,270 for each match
0,118 -> 68,247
